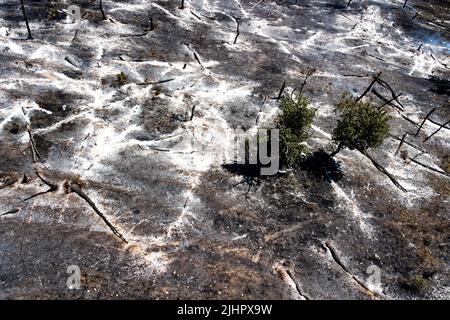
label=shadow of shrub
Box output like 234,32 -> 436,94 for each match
299,150 -> 343,182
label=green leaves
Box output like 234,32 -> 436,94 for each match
332,94 -> 390,153
277,95 -> 316,167
116,72 -> 128,86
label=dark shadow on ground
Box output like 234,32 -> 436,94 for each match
428,76 -> 450,96
299,150 -> 343,182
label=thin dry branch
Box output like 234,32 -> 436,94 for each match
406,156 -> 448,176
394,133 -> 408,156
356,72 -> 382,102
372,88 -> 403,111
423,120 -> 450,143
324,242 -> 382,299
99,0 -> 107,20
20,0 -> 32,40
415,108 -> 436,136
276,80 -> 286,100
232,15 -> 240,44
1,208 -> 19,216
67,182 -> 128,243
360,150 -> 407,192
375,78 -> 405,110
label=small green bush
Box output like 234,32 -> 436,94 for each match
332,94 -> 390,155
276,95 -> 316,167
116,72 -> 128,86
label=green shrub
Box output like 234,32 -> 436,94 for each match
276,95 -> 316,167
332,94 -> 390,155
116,72 -> 128,86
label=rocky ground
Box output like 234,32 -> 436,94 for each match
0,0 -> 449,299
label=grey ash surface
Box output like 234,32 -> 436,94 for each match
0,0 -> 449,299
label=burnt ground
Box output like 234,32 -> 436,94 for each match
0,0 -> 449,299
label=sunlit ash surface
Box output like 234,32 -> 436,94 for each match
0,0 -> 449,299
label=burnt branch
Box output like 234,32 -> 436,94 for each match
189,105 -> 196,121
276,80 -> 286,100
372,89 -> 403,111
394,133 -> 408,156
360,150 -> 407,192
68,182 -> 128,243
356,72 -> 382,102
423,120 -> 450,143
20,0 -> 32,40
427,117 -> 450,131
1,208 -> 19,217
390,134 -> 426,153
25,170 -> 127,243
24,171 -> 58,201
99,0 -> 107,20
406,156 -> 448,176
21,107 -> 41,163
415,108 -> 436,136
232,15 -> 240,44
190,10 -> 201,20
324,242 -> 383,299
375,78 -> 405,110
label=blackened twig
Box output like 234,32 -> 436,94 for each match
360,150 -> 407,192
406,156 -> 448,176
276,80 -> 286,100
412,12 -> 418,21
415,108 -> 436,136
189,105 -> 196,121
137,78 -> 176,85
27,124 -> 40,163
190,10 -> 201,20
68,182 -> 128,243
423,120 -> 450,143
20,0 -> 32,40
24,171 -> 58,201
356,72 -> 381,102
1,208 -> 19,216
390,134 -> 426,153
232,15 -> 240,44
375,78 -> 405,110
428,117 -> 450,131
99,0 -> 107,20
372,88 -> 403,111
394,133 -> 408,156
